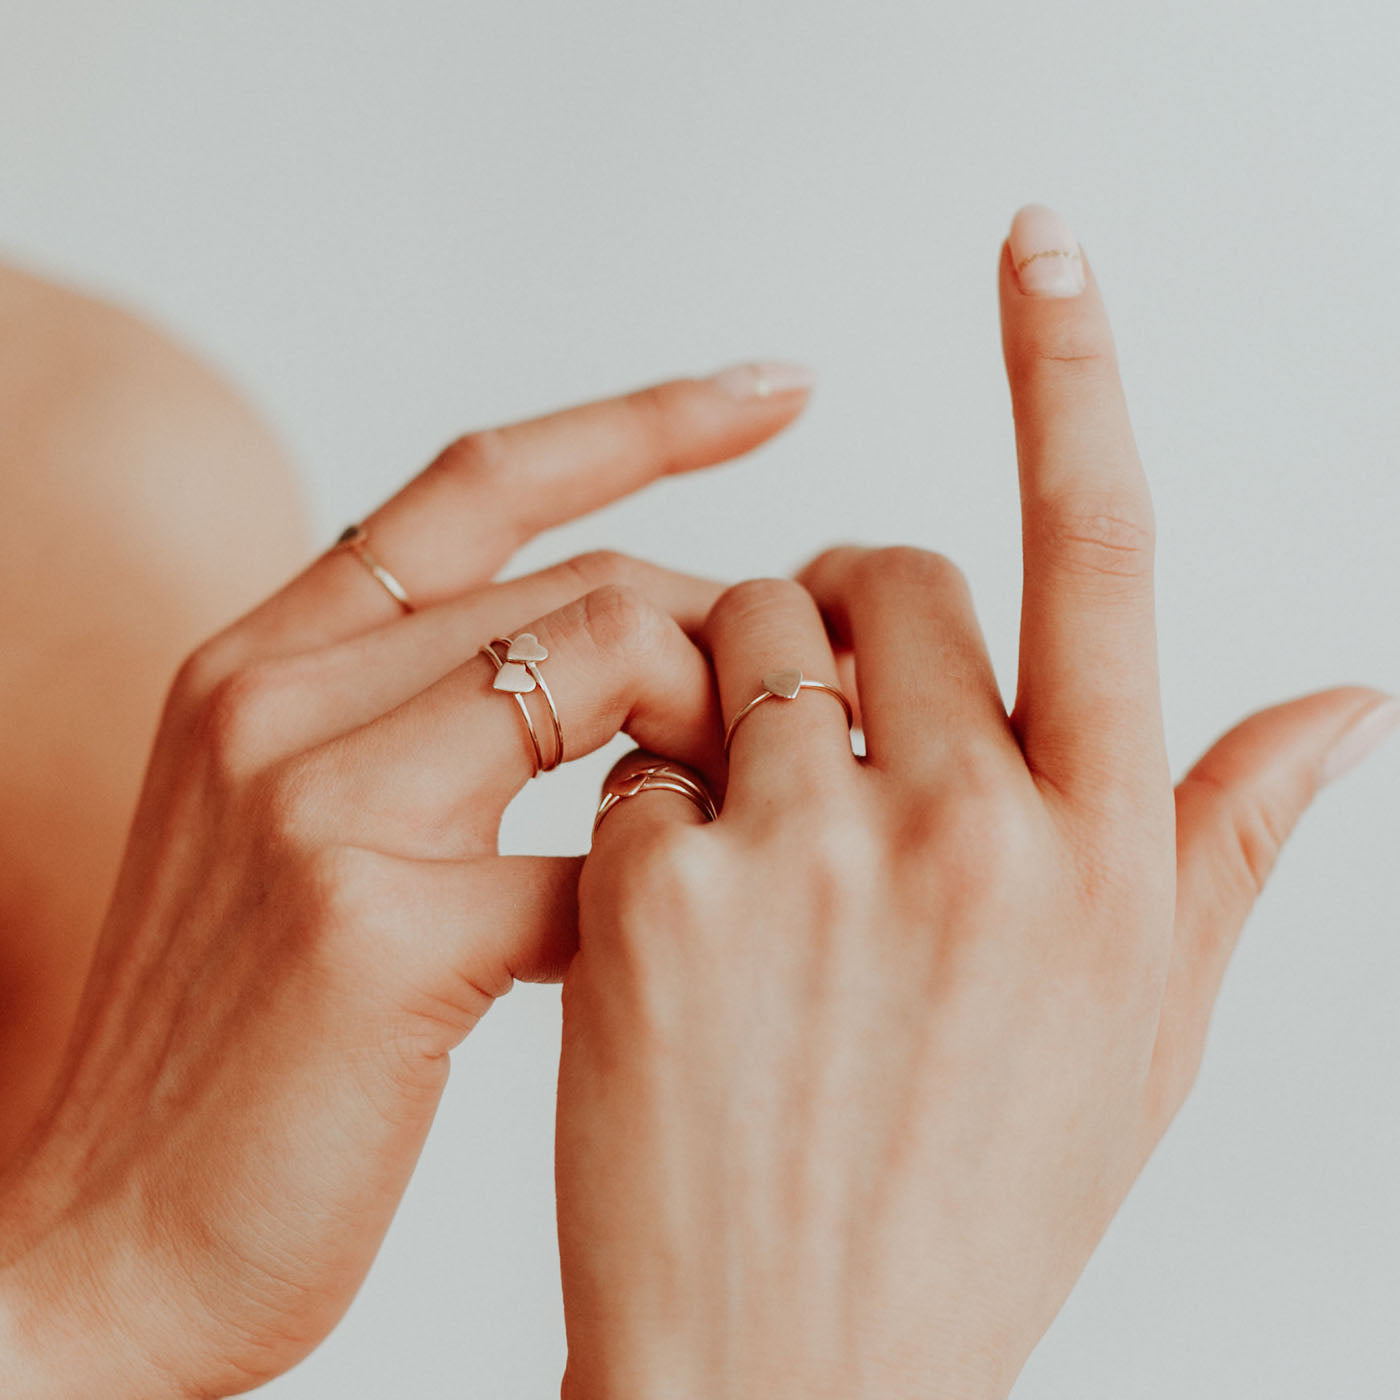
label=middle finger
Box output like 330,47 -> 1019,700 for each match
305,584 -> 724,853
703,578 -> 856,813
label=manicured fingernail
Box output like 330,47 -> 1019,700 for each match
706,361 -> 817,400
1321,696 -> 1400,786
1008,204 -> 1085,298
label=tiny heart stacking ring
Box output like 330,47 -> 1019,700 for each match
722,668 -> 855,756
479,633 -> 565,775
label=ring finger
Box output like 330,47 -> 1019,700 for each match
797,546 -> 1018,779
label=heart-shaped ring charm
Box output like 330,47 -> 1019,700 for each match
506,632 -> 549,664
763,669 -> 804,700
493,662 -> 538,693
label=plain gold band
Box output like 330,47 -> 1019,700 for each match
335,524 -> 415,613
723,678 -> 855,755
523,659 -> 565,773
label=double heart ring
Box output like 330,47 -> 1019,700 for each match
480,633 -> 564,777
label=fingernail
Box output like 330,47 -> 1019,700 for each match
1008,204 -> 1086,298
706,360 -> 817,400
1321,696 -> 1400,786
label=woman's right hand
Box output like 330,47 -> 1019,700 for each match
555,217 -> 1397,1399
0,364 -> 813,1398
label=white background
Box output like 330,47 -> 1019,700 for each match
4,2 -> 1398,1395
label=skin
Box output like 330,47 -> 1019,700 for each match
0,364 -> 809,1397
0,261 -> 311,1164
0,228 -> 1387,1396
553,243 -> 1391,1398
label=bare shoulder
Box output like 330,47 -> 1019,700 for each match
0,258 -> 313,1163
0,259 -> 311,618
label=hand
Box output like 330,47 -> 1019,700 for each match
0,364 -> 812,1398
555,212 -> 1396,1398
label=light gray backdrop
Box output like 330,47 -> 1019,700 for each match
3,2 -> 1397,1395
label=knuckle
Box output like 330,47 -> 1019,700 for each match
192,661 -> 291,780
168,637 -> 241,718
631,824 -> 719,902
708,576 -> 809,633
938,771 -> 1038,887
598,829 -> 725,974
800,807 -> 883,884
430,426 -> 510,485
562,549 -> 645,594
796,544 -> 860,591
853,545 -> 967,597
744,795 -> 880,912
1035,492 -> 1156,582
578,583 -> 664,655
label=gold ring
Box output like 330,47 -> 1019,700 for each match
593,760 -> 718,837
480,633 -> 564,775
479,640 -> 545,776
335,524 -> 415,613
723,668 -> 854,755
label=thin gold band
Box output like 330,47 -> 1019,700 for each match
593,761 -> 718,837
335,524 -> 415,613
479,640 -> 546,777
480,633 -> 565,776
723,670 -> 855,756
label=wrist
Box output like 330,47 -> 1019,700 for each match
0,1213 -> 190,1400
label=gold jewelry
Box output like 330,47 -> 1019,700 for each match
479,639 -> 545,776
723,669 -> 854,755
335,524 -> 415,613
480,633 -> 564,774
593,761 -> 718,837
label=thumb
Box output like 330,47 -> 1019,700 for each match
1141,687 -> 1397,1141
1176,688 -> 1398,963
354,854 -> 585,1054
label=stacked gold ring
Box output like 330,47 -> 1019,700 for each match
479,633 -> 564,777
593,760 -> 719,837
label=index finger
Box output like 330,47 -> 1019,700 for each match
221,361 -> 815,663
